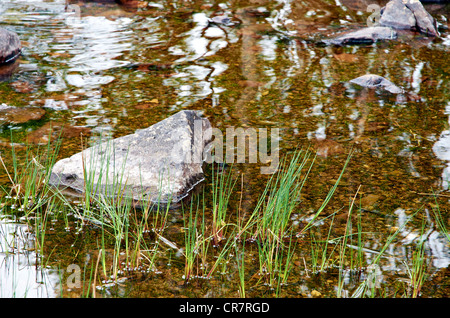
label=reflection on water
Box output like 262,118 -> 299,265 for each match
165,12 -> 238,108
0,217 -> 59,297
394,208 -> 449,269
0,0 -> 449,297
1,0 -> 135,137
433,130 -> 450,190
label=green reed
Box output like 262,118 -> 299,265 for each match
309,213 -> 340,273
182,193 -> 204,281
403,219 -> 429,298
235,239 -> 246,298
351,208 -> 420,298
211,162 -> 237,246
0,134 -> 62,217
431,196 -> 450,243
241,149 -> 314,243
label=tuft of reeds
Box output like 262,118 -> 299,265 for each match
308,213 -> 340,274
182,194 -> 202,281
403,219 -> 430,298
211,162 -> 237,246
235,239 -> 246,298
431,195 -> 450,243
0,134 -> 62,216
351,208 -> 420,298
239,149 -> 314,243
336,187 -> 359,297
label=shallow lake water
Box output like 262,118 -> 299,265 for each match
0,0 -> 449,298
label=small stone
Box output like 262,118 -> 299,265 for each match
349,74 -> 404,94
0,104 -> 45,125
10,80 -> 34,93
360,194 -> 381,209
389,226 -> 399,233
116,0 -> 148,8
26,122 -> 90,145
403,0 -> 439,36
311,290 -> 322,298
209,14 -> 238,26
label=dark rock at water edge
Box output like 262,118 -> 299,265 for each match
48,110 -> 212,206
0,28 -> 21,64
379,0 -> 439,37
323,26 -> 397,46
322,0 -> 439,46
349,74 -> 404,94
0,60 -> 20,81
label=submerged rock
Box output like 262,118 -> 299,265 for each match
379,0 -> 439,37
116,0 -> 148,8
0,104 -> 46,125
208,14 -> 239,26
0,27 -> 21,64
349,74 -> 404,94
48,110 -> 212,206
324,26 -> 397,46
26,122 -> 91,145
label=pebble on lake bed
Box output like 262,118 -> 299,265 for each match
311,290 -> 322,298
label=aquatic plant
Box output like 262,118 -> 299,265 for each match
0,136 -> 444,298
211,161 -> 237,246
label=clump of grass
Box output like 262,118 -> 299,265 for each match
240,149 -> 314,242
182,194 -> 202,281
0,134 -> 62,216
181,190 -> 237,282
403,219 -> 430,298
336,188 -> 359,297
235,239 -> 246,297
275,234 -> 297,295
308,213 -> 340,274
431,196 -> 450,243
0,135 -> 70,260
351,208 -> 420,298
211,162 -> 237,246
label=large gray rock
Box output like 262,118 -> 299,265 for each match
404,0 -> 439,36
379,0 -> 439,37
379,0 -> 416,30
349,74 -> 404,94
0,27 -> 21,64
324,26 -> 397,46
49,110 -> 212,206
